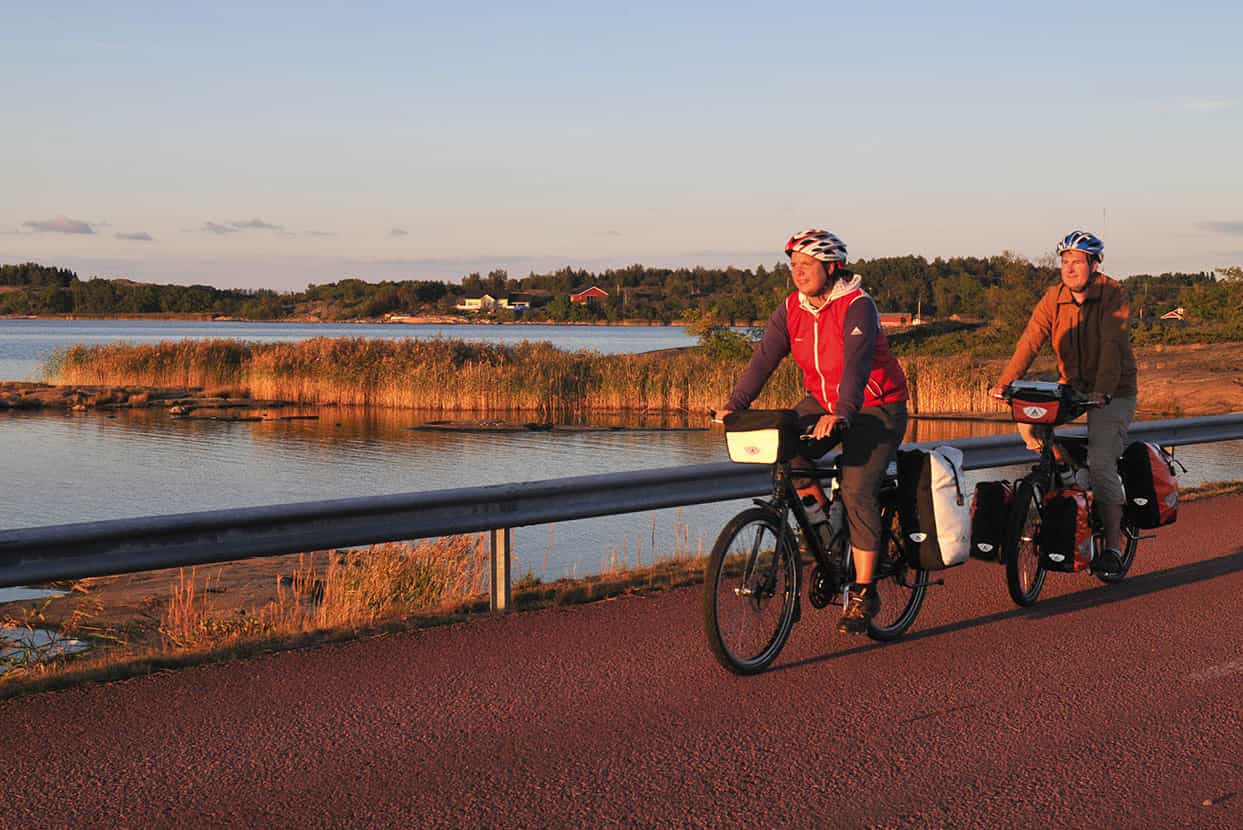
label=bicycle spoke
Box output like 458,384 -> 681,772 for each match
704,510 -> 797,674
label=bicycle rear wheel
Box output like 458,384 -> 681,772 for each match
1005,478 -> 1047,606
867,505 -> 926,641
702,507 -> 799,675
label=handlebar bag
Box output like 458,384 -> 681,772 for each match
895,446 -> 971,570
723,409 -> 800,464
1010,386 -> 1068,425
1038,487 -> 1094,571
1120,442 -> 1182,528
969,480 -> 1014,562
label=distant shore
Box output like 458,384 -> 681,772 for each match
0,312 -> 694,327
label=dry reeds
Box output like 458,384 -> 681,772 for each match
49,336 -> 1008,416
159,537 -> 488,652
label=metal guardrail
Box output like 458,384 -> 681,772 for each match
3,413 -> 1242,609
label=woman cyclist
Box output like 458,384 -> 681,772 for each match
714,228 -> 909,634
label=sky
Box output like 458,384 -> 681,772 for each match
3,1 -> 1242,290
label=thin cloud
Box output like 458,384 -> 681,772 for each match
231,218 -> 284,231
203,221 -> 241,235
388,227 -> 409,238
202,218 -> 285,234
23,215 -> 95,234
1180,97 -> 1236,111
597,229 -> 623,237
305,230 -> 337,238
1198,221 -> 1243,235
115,231 -> 154,241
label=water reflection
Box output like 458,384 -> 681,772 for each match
0,626 -> 88,673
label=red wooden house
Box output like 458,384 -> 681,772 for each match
569,286 -> 609,304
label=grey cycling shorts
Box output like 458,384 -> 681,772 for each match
1017,395 -> 1136,505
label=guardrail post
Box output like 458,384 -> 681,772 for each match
490,528 -> 512,612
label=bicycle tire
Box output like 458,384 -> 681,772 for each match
867,505 -> 927,641
702,507 -> 800,675
1005,478 -> 1047,606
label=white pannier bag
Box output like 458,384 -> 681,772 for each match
895,446 -> 972,570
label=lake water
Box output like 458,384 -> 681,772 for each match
3,405 -> 1241,580
0,318 -> 699,382
2,320 -> 1241,581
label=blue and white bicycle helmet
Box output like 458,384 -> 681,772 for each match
1056,230 -> 1104,262
785,228 -> 848,263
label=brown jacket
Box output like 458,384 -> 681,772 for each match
998,274 -> 1137,398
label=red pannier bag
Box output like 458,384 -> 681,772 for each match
1120,442 -> 1182,528
1038,488 -> 1094,572
969,480 -> 1013,562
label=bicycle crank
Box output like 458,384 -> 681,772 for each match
807,565 -> 841,609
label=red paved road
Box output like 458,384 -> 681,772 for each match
2,495 -> 1241,829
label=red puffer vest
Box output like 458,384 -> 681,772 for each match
785,289 -> 909,414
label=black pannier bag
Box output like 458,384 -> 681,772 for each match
1119,441 -> 1183,529
723,409 -> 801,464
969,480 -> 1013,562
895,446 -> 971,570
1038,488 -> 1094,572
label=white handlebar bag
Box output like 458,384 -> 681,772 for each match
723,409 -> 800,464
895,446 -> 972,570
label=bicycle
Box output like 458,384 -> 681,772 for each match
702,410 -> 929,675
996,381 -> 1144,607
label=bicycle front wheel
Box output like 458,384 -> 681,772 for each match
1005,479 -> 1047,606
868,505 -> 926,641
702,507 -> 799,675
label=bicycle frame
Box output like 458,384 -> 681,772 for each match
1001,384 -> 1144,594
764,457 -> 933,592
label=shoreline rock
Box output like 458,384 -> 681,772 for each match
0,382 -> 294,413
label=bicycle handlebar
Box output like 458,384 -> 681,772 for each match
993,383 -> 1110,409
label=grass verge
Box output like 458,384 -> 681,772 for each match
0,532 -> 708,701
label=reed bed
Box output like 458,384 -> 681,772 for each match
50,336 -> 1007,416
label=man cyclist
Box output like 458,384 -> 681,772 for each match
714,229 -> 909,634
989,230 -> 1137,575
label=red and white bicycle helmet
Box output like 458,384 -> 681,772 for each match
785,228 -> 848,263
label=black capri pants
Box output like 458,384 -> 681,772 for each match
791,397 -> 909,553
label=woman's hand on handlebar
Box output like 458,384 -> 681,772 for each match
988,384 -> 1009,400
809,414 -> 848,441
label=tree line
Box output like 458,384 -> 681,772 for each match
1,259 -> 1238,332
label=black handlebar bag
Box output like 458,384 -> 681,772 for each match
1009,383 -> 1076,426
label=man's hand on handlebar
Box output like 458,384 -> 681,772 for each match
1088,392 -> 1112,407
710,407 -> 731,426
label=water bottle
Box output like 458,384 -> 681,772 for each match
802,494 -> 834,550
828,498 -> 845,540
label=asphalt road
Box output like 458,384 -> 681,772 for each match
2,495 -> 1241,829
